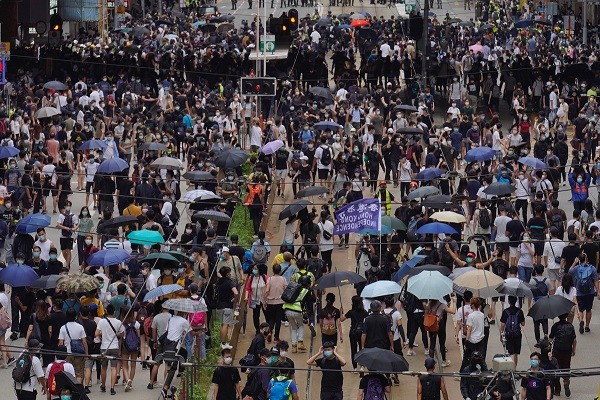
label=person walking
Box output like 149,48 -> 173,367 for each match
57,308 -> 88,384
499,296 -> 525,366
340,295 -> 368,372
211,347 -> 242,400
263,264 -> 287,342
462,297 -> 485,371
95,304 -> 125,395
569,252 -> 600,334
319,293 -> 343,346
215,266 -> 239,349
549,313 -> 576,397
520,352 -> 552,400
555,274 -> 578,324
423,298 -> 454,367
529,264 -> 552,346
45,345 -> 75,400
13,339 -> 46,400
282,275 -> 312,353
417,358 -> 449,400
361,300 -> 394,352
306,342 -> 346,400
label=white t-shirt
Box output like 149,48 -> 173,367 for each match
466,310 -> 485,343
166,315 -> 190,342
383,307 -> 403,341
543,239 -> 566,270
85,162 -> 99,183
15,354 -> 44,392
57,213 -> 80,239
318,220 -> 334,252
555,286 -> 577,302
45,360 -> 76,398
494,215 -> 512,242
161,201 -> 173,226
566,219 -> 580,235
58,322 -> 87,354
314,145 -> 332,170
96,317 -> 125,350
455,304 -> 473,338
145,273 -> 158,291
33,239 -> 54,261
310,30 -> 321,43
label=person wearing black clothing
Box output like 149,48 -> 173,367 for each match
26,246 -> 48,277
499,296 -> 525,366
211,348 -> 241,400
460,352 -> 489,400
79,305 -> 99,393
506,213 -> 525,266
214,267 -> 238,349
418,358 -> 449,400
560,233 -> 580,274
361,300 -> 393,351
527,206 -> 548,264
549,314 -> 576,397
520,352 -> 552,400
341,295 -> 368,370
247,323 -> 269,360
306,341 -> 346,400
116,176 -> 134,215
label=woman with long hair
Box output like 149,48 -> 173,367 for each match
555,274 -> 578,324
77,206 -> 95,268
245,264 -> 267,334
340,295 -> 368,372
120,307 -> 140,391
0,301 -> 14,368
26,300 -> 53,366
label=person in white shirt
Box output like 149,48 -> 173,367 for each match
249,118 -> 263,152
543,227 -> 566,291
310,29 -> 321,46
14,339 -> 46,398
89,86 -> 103,108
455,291 -> 474,344
58,309 -> 88,383
317,212 -> 335,272
465,297 -> 486,357
45,346 -> 76,399
95,304 -> 125,394
142,262 -> 158,291
380,41 -> 391,58
151,312 -> 190,394
313,138 -> 332,190
446,102 -> 461,120
33,228 -> 54,261
383,298 -> 404,382
513,171 -> 530,221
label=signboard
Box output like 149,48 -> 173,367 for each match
333,198 -> 382,235
0,42 -> 10,61
0,59 -> 6,85
259,34 -> 275,53
563,15 -> 575,35
405,4 -> 415,12
107,0 -> 128,9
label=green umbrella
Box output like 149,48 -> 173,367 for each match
128,230 -> 165,245
166,251 -> 189,262
381,215 -> 407,231
143,253 -> 180,269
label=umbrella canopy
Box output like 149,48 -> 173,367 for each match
133,26 -> 150,37
166,251 -> 188,262
350,19 -> 370,28
78,139 -> 108,151
163,33 -> 178,41
422,195 -> 453,209
406,264 -> 451,278
496,280 -> 533,297
335,23 -> 353,29
392,255 -> 428,281
350,12 -> 368,20
315,17 -> 331,26
194,210 -> 231,222
30,274 -> 61,289
447,18 -> 462,23
381,215 -> 407,231
338,12 -> 350,19
139,142 -> 168,151
308,86 -> 333,101
316,271 -> 365,290
213,148 -> 250,168
100,215 -> 139,230
407,271 -> 453,300
407,186 -> 440,200
15,213 -> 51,234
453,269 -> 504,293
162,298 -> 208,313
0,146 -> 20,159
448,266 -> 477,280
0,264 -> 39,287
479,23 -> 493,30
296,186 -> 328,198
143,253 -> 181,270
354,348 -> 409,373
515,19 -> 533,28
183,189 -> 219,202
357,225 -> 394,236
35,107 -> 61,119
393,104 -> 419,113
465,146 -> 495,162
279,199 -> 311,220
54,371 -> 90,400
183,171 -> 214,182
56,273 -> 100,293
151,156 -> 184,170
483,182 -> 515,197
361,280 -> 403,298
430,211 -> 466,223
97,158 -> 129,174
314,121 -> 342,131
87,249 -> 131,267
128,230 -> 165,245
261,140 -> 285,155
469,44 -> 484,53
416,222 -> 458,235
396,127 -> 423,134
44,80 -> 68,91
143,284 -> 184,301
199,23 -> 217,33
527,296 -> 575,321
416,168 -> 445,180
518,157 -> 548,169
459,20 -> 474,27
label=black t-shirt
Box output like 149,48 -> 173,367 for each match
345,309 -> 368,333
116,178 -> 134,205
363,313 -> 391,349
315,356 -> 343,392
275,149 -> 289,170
215,277 -> 235,309
527,216 -> 547,240
211,366 -> 241,400
492,259 -> 510,279
581,242 -> 599,267
561,245 -> 580,274
359,374 -> 389,394
50,310 -> 67,344
506,220 -> 525,246
500,306 -> 525,335
520,375 -> 550,400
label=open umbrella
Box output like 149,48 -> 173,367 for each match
183,189 -> 218,202
30,274 -> 61,290
44,81 -> 68,91
453,269 -> 504,294
518,157 -> 548,169
194,210 -> 231,222
314,121 -> 342,131
515,19 -> 533,28
381,215 -> 407,231
350,19 -> 370,28
407,271 -> 453,301
338,12 -> 351,19
315,17 -> 331,26
449,266 -> 477,280
416,168 -> 445,180
354,348 -> 409,372
350,12 -> 368,19
15,213 -> 51,234
163,33 -> 178,41
361,280 -> 403,298
0,146 -> 20,159
527,296 -> 575,321
133,26 -> 150,37
56,273 -> 100,293
459,20 -> 474,27
100,216 -> 139,230
143,253 -> 181,270
166,251 -> 188,262
183,171 -> 214,182
430,211 -> 467,223
469,44 -> 484,53
152,156 -> 184,170
406,264 -> 451,278
407,186 -> 440,200
496,280 -> 533,297
397,127 -> 423,135
35,107 -> 61,119
483,182 -> 515,197
261,140 -> 285,155
163,298 -> 208,313
213,148 -> 249,168
199,23 -> 217,33
316,271 -> 365,290
143,284 -> 184,301
97,158 -> 129,174
308,86 -> 333,101
87,249 -> 131,267
416,222 -> 458,235
78,139 -> 108,151
0,264 -> 39,287
447,18 -> 462,24
296,186 -> 328,198
393,105 -> 419,113
465,146 -> 495,162
357,225 -> 393,236
128,230 -> 165,245
392,255 -> 428,281
139,142 -> 168,151
422,195 -> 453,209
279,200 -> 311,220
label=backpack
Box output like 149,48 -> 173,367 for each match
241,367 -> 263,397
47,361 -> 66,396
406,217 -> 422,243
174,181 -> 181,201
320,146 -> 332,166
321,312 -> 337,335
567,221 -> 576,236
65,325 -> 85,354
423,309 -> 439,333
504,311 -> 521,338
269,377 -> 292,400
365,376 -> 386,400
276,149 -> 289,164
123,323 -> 141,353
385,309 -> 397,334
532,277 -> 549,300
552,323 -> 575,352
61,213 -> 74,237
189,311 -> 206,329
169,202 -> 181,225
577,265 -> 595,294
143,316 -> 154,337
281,281 -> 303,303
306,258 -> 325,280
252,242 -> 268,264
0,307 -> 11,330
551,212 -> 564,232
478,208 -> 491,229
12,353 -> 32,384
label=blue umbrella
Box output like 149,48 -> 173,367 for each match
357,224 -> 393,236
128,229 -> 165,245
361,280 -> 403,298
407,270 -> 453,300
87,249 -> 131,267
97,158 -> 129,174
416,167 -> 444,180
392,255 -> 427,281
314,121 -> 342,131
515,19 -> 533,28
0,146 -> 20,159
78,139 -> 108,151
335,24 -> 352,29
416,222 -> 458,235
0,264 -> 39,287
465,146 -> 495,162
518,157 -> 548,169
15,213 -> 52,234
143,284 -> 184,301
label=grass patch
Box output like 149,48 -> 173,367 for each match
184,320 -> 222,400
228,203 -> 254,248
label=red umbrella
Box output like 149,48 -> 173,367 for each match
350,19 -> 370,28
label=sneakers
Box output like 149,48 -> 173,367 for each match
564,384 -> 571,397
391,375 -> 400,385
407,349 -> 416,356
110,388 -> 116,395
309,324 -> 316,337
424,349 -> 430,356
7,357 -> 16,366
353,368 -> 358,374
125,380 -> 132,392
298,341 -> 307,351
221,342 -> 232,349
9,332 -> 17,341
441,360 -> 451,367
291,344 -> 297,353
585,327 -> 591,333
283,321 -> 289,327
579,321 -> 584,334
147,383 -> 154,390
100,385 -> 106,393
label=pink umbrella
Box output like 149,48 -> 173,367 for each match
469,44 -> 484,53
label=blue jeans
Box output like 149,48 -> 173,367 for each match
185,331 -> 206,360
518,265 -> 533,283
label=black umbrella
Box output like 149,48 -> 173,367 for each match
397,127 -> 424,135
393,104 -> 418,113
422,195 -> 453,209
200,24 -> 217,33
44,81 -> 68,91
54,371 -> 90,400
156,19 -> 174,26
183,171 -> 214,181
447,18 -> 462,24
193,210 -> 231,222
132,26 -> 150,37
527,296 -> 575,321
101,216 -> 139,230
139,142 -> 168,151
296,186 -> 328,198
30,274 -> 61,289
483,182 -> 515,197
316,271 -> 365,290
354,348 -> 409,372
309,86 -> 333,101
496,281 -> 533,298
189,198 -> 222,211
213,148 -> 249,168
279,199 -> 312,220
406,264 -> 451,277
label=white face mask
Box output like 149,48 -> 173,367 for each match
85,239 -> 93,245
185,229 -> 193,234
223,357 -> 233,365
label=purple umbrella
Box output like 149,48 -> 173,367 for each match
261,140 -> 285,155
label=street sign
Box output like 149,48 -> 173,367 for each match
405,4 -> 415,12
0,42 -> 10,61
259,34 -> 275,53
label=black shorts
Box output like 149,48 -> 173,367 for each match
60,237 -> 74,250
505,335 -> 522,355
577,294 -> 595,312
533,240 -> 544,256
497,242 -> 509,252
85,181 -> 94,193
317,168 -> 329,180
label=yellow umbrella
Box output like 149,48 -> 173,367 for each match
453,270 -> 504,293
430,211 -> 467,224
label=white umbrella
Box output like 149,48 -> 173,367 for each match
407,271 -> 453,301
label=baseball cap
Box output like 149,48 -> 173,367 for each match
28,338 -> 44,349
387,128 -> 394,133
467,252 -> 476,258
425,357 -> 436,369
222,246 -> 230,252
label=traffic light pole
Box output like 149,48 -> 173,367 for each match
420,0 -> 428,88
254,0 -> 262,122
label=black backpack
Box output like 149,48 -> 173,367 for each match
479,208 -> 491,229
553,323 -> 575,352
306,258 -> 325,280
169,202 -> 181,225
320,146 -> 332,166
532,277 -> 549,300
12,353 -> 32,384
551,212 -> 564,232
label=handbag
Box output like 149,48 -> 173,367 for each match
549,242 -> 561,265
31,314 -> 42,341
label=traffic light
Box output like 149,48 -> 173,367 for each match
288,8 -> 299,30
240,77 -> 276,96
50,13 -> 63,32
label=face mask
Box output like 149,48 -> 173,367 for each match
85,239 -> 93,245
142,208 -> 148,213
371,266 -> 378,272
354,147 -> 359,152
16,258 -> 25,264
178,268 -> 184,274
39,235 -> 46,241
33,251 -> 40,258
9,164 -> 16,169
252,269 -> 258,276
65,206 -> 71,212
308,144 -> 314,149
188,255 -> 196,262
98,283 -> 104,289
530,359 -> 539,368
163,138 -> 168,142
4,203 -> 11,208
219,255 -> 226,261
106,137 -> 113,142
82,210 -> 89,216
61,395 -> 72,400
323,350 -> 333,358
465,257 -> 473,263
223,357 -> 233,365
519,174 -> 525,180
280,351 -> 288,357
186,229 -> 193,234
164,270 -> 172,275
523,235 -> 530,241
577,178 -> 583,183
50,254 -> 58,261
